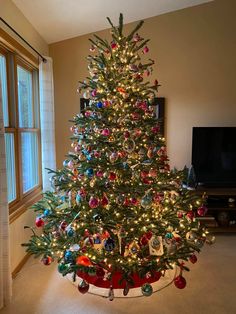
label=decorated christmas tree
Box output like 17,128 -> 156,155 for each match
23,14 -> 213,299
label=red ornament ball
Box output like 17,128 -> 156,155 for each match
174,275 -> 186,289
109,172 -> 117,181
35,217 -> 44,227
189,254 -> 198,264
42,256 -> 52,266
124,131 -> 130,138
197,205 -> 208,217
78,280 -> 89,294
186,211 -> 195,221
76,255 -> 92,266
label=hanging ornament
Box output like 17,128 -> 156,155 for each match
91,89 -> 97,97
149,169 -> 157,177
109,152 -> 118,163
186,210 -> 195,221
76,255 -> 92,266
129,64 -> 139,72
76,193 -> 82,205
108,286 -> 114,301
78,280 -> 90,294
67,160 -> 74,169
123,138 -> 135,153
59,220 -> 67,231
138,148 -> 145,158
101,194 -> 109,207
58,263 -> 68,273
140,170 -> 149,178
189,254 -> 198,264
131,112 -> 140,121
108,172 -> 117,181
104,238 -> 115,251
174,268 -> 187,290
103,100 -> 110,107
42,256 -> 52,266
147,148 -> 154,159
123,283 -> 130,296
123,131 -> 130,138
141,283 -> 153,296
133,33 -> 142,42
129,241 -> 140,254
89,196 -> 99,208
68,190 -> 77,207
142,46 -> 149,54
78,153 -> 86,161
111,41 -> 117,49
149,236 -> 164,256
70,244 -> 80,251
186,230 -> 198,242
141,194 -> 152,209
96,170 -> 103,177
35,217 -> 44,227
197,205 -> 208,216
101,128 -> 110,136
86,168 -> 94,178
90,45 -> 96,52
66,227 -> 75,237
64,250 -> 73,263
93,235 -> 103,252
43,209 -> 51,217
165,238 -> 177,255
96,101 -> 103,108
151,125 -> 159,134
83,90 -> 90,99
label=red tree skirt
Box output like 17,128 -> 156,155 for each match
77,270 -> 162,289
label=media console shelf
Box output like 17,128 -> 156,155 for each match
194,187 -> 236,233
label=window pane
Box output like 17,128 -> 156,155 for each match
0,54 -> 9,126
17,66 -> 33,127
5,133 -> 16,202
21,132 -> 39,192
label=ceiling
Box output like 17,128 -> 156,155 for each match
12,0 -> 213,44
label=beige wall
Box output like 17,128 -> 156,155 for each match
50,0 -> 236,171
0,0 -> 48,55
1,0 -> 49,272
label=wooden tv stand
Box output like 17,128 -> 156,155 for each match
194,186 -> 236,232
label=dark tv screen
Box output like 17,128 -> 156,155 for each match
192,127 -> 236,187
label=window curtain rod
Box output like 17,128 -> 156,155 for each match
0,17 -> 47,63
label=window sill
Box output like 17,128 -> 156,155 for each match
9,189 -> 42,224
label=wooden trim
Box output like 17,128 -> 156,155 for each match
12,253 -> 31,279
10,189 -> 42,223
0,27 -> 38,67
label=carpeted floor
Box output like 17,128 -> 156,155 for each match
1,235 -> 236,314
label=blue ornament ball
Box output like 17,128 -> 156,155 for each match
96,101 -> 103,108
67,228 -> 75,237
64,250 -> 73,262
104,238 -> 115,251
86,168 -> 94,177
43,209 -> 50,217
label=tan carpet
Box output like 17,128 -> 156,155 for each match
1,235 -> 236,314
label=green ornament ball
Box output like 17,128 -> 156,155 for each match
58,263 -> 68,273
141,283 -> 153,297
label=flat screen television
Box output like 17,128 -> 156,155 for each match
192,127 -> 236,187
